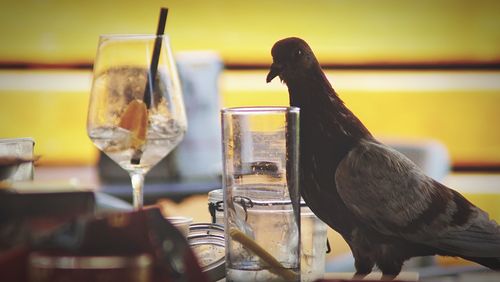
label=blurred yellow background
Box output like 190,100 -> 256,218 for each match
1,0 -> 500,168
1,0 -> 500,66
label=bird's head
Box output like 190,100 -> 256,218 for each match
266,37 -> 319,84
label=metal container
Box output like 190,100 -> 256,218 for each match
188,223 -> 226,282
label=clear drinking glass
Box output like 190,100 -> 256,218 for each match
0,137 -> 35,182
221,106 -> 300,282
87,34 -> 187,209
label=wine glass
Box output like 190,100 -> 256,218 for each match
87,34 -> 187,209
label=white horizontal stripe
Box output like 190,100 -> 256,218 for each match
445,173 -> 500,194
0,70 -> 92,92
1,70 -> 500,93
222,70 -> 500,92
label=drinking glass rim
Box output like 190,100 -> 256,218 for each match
0,137 -> 34,144
221,106 -> 299,115
98,34 -> 170,40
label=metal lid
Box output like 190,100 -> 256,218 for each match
187,223 -> 225,281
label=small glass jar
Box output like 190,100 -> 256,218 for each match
208,189 -> 327,281
0,137 -> 34,182
208,189 -> 225,224
300,205 -> 328,281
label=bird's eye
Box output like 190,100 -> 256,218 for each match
292,49 -> 302,61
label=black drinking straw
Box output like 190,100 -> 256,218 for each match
131,7 -> 168,165
143,7 -> 168,109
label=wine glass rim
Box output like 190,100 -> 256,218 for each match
99,34 -> 170,40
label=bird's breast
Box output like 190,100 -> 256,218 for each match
297,110 -> 361,234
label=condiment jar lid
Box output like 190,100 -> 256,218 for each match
187,223 -> 225,281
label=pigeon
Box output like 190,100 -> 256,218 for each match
266,37 -> 500,277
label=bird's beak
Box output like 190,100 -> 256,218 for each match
266,63 -> 282,83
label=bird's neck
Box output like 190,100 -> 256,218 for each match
288,66 -> 373,145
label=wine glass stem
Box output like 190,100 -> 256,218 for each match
130,172 -> 145,209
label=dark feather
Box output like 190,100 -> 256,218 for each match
266,37 -> 500,275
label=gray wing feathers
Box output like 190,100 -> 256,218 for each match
335,139 -> 500,257
335,139 -> 440,233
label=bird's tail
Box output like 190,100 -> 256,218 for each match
430,208 -> 500,271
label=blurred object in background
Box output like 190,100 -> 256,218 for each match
175,51 -> 223,181
0,207 -> 208,282
158,194 -> 213,223
0,190 -> 95,251
28,252 -> 152,282
98,150 -> 180,184
0,138 -> 35,183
